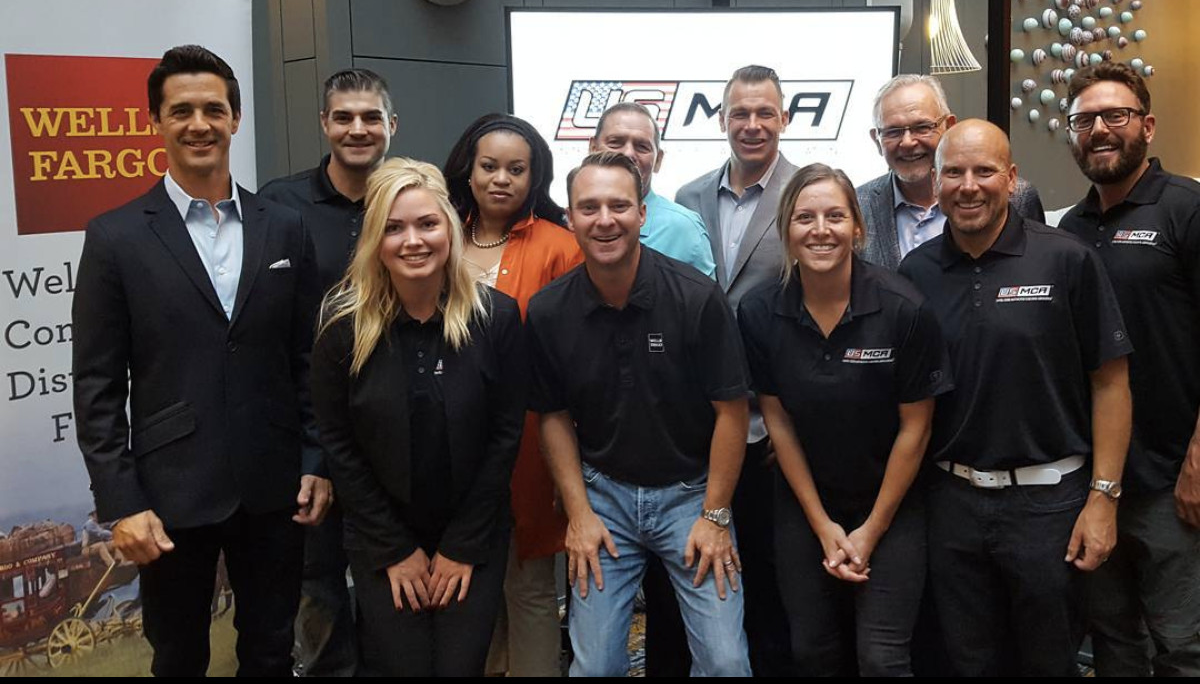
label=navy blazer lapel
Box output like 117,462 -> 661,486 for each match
145,182 -> 226,318
231,187 -> 268,327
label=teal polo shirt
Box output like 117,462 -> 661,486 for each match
642,190 -> 717,279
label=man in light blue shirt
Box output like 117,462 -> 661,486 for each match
590,103 -> 716,278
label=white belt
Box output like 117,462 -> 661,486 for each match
935,455 -> 1086,489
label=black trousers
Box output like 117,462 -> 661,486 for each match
295,502 -> 356,676
775,485 -> 926,676
348,533 -> 509,677
644,439 -> 792,677
139,507 -> 304,677
928,465 -> 1088,677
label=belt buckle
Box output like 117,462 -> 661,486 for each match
968,468 -> 1011,489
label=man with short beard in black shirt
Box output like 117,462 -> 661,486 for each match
1059,62 -> 1200,677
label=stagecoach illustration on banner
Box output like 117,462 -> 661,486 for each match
0,519 -> 142,674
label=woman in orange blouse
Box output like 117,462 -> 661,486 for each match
444,113 -> 582,677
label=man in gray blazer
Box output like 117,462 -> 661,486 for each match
675,64 -> 795,677
858,74 -> 1045,270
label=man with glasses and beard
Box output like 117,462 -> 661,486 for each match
1059,62 -> 1200,677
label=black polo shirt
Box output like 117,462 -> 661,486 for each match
738,258 -> 954,511
1059,159 -> 1200,494
259,154 -> 364,293
527,246 -> 749,486
897,209 -> 1132,470
394,310 -> 453,545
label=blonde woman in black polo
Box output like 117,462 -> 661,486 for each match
310,158 -> 526,676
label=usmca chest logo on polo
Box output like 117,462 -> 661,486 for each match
996,285 -> 1054,302
843,347 -> 894,364
1111,229 -> 1159,245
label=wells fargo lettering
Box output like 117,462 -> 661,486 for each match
19,107 -> 164,182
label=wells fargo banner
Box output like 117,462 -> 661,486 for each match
0,0 -> 256,676
6,54 -> 165,236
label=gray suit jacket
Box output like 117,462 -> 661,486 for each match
857,172 -> 1046,270
675,155 -> 799,312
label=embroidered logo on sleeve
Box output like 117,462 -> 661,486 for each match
996,285 -> 1054,302
843,348 -> 895,364
1111,229 -> 1159,245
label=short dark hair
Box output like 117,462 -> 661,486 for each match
723,64 -> 784,111
593,102 -> 660,150
442,113 -> 566,227
1067,61 -> 1151,113
775,163 -> 866,283
323,68 -> 393,116
566,151 -> 643,206
147,45 -> 240,119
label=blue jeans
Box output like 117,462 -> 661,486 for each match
568,462 -> 751,677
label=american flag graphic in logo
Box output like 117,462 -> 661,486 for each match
555,80 -> 677,140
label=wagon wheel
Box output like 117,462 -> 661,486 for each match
0,649 -> 41,676
46,617 -> 95,668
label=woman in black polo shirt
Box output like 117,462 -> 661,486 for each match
310,158 -> 526,676
737,163 -> 953,676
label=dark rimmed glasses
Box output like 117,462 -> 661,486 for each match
1066,107 -> 1146,133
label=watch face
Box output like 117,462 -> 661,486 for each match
712,508 -> 732,526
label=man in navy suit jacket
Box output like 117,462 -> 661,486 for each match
72,45 -> 327,677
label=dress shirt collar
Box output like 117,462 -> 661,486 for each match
164,170 -> 242,222
719,153 -> 781,197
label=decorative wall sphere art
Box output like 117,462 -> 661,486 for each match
1011,0 -> 1153,135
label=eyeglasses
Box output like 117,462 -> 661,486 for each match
875,116 -> 948,142
1066,107 -> 1145,133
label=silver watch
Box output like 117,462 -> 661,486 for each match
702,507 -> 733,528
1090,479 -> 1123,501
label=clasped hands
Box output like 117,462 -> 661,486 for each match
385,548 -> 475,612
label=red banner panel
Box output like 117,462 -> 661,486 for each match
6,54 -> 164,235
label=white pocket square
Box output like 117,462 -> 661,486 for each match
268,258 -> 292,270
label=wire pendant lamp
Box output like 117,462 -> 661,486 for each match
929,0 -> 981,74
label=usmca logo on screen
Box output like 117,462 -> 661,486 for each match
556,80 -> 854,142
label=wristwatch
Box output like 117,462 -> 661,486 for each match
1090,479 -> 1123,501
702,507 -> 733,528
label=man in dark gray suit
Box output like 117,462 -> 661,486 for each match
858,74 -> 1045,270
675,64 -> 794,677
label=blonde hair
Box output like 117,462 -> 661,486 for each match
319,157 -> 488,374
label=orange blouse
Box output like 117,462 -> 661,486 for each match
491,215 -> 583,560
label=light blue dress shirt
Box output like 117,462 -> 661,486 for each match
642,191 -> 717,279
164,172 -> 244,320
717,154 -> 780,283
892,175 -> 945,259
